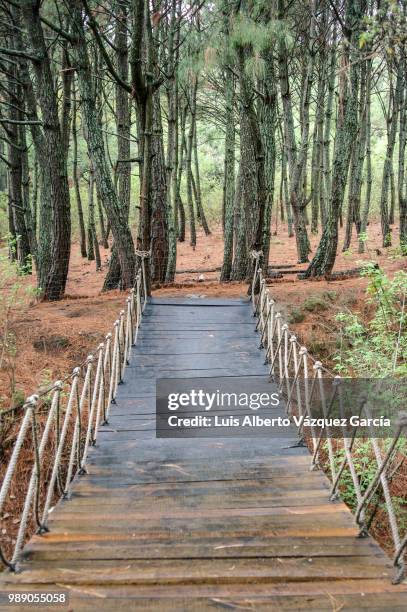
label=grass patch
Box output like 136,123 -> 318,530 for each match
288,308 -> 305,323
303,295 -> 330,312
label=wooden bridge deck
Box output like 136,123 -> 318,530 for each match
1,297 -> 406,610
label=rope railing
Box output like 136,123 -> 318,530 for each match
0,254 -> 149,571
250,254 -> 407,584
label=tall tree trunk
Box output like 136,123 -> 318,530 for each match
232,42 -> 266,279
165,0 -> 180,282
305,0 -> 363,278
72,2 -> 135,289
221,68 -> 235,281
281,139 -> 293,236
311,120 -> 320,234
72,88 -> 87,258
7,115 -> 30,269
193,120 -> 210,235
177,104 -> 187,242
186,82 -> 197,248
231,166 -> 247,279
5,30 -> 31,271
31,155 -> 38,241
379,60 -> 402,248
96,185 -> 108,248
278,0 -> 313,263
358,58 -> 373,253
260,49 -> 277,267
87,167 -> 95,261
343,57 -> 367,251
398,49 -> 407,253
311,33 -> 327,235
104,0 -> 132,289
150,93 -> 169,282
323,26 -> 337,218
87,163 -> 101,270
21,1 -> 71,299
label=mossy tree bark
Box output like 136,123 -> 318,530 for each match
104,0 -> 132,289
71,2 -> 136,289
379,59 -> 403,248
305,0 -> 364,278
21,1 -> 72,299
278,0 -> 314,263
150,93 -> 169,282
220,66 -> 236,281
165,0 -> 180,282
186,80 -> 197,248
72,87 -> 87,259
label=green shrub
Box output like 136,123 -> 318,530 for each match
334,264 -> 407,376
289,308 -> 305,323
303,295 -> 330,312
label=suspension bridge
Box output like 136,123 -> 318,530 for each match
0,259 -> 406,610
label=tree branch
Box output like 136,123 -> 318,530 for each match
0,118 -> 43,126
0,46 -> 40,62
39,14 -> 76,43
80,0 -> 132,93
0,153 -> 12,168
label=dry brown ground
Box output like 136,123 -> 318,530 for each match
1,220 -> 406,407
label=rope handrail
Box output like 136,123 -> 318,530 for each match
250,257 -> 407,584
0,253 -> 149,571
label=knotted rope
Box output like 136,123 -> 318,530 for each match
0,255 -> 148,571
135,249 -> 151,310
250,261 -> 407,584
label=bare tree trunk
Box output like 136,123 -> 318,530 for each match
305,0 -> 363,278
150,92 -> 168,282
72,87 -> 87,258
358,58 -> 373,253
22,1 -> 71,299
278,0 -> 314,263
103,0 -> 131,289
165,0 -> 180,281
193,120 -> 210,235
186,83 -> 197,248
177,104 -> 187,242
232,41 -> 266,279
380,60 -> 402,247
221,66 -> 235,281
397,48 -> 407,252
72,2 -> 135,289
260,47 -> 277,267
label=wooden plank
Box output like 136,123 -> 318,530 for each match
0,556 -> 393,585
20,536 -> 383,562
148,298 -> 249,306
1,590 -> 407,612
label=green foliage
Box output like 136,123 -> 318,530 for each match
230,14 -> 291,53
245,55 -> 266,80
288,308 -> 305,323
330,438 -> 407,532
334,265 -> 407,376
303,295 -> 330,312
330,440 -> 378,509
0,192 -> 7,237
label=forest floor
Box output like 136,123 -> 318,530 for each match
1,220 -> 406,408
